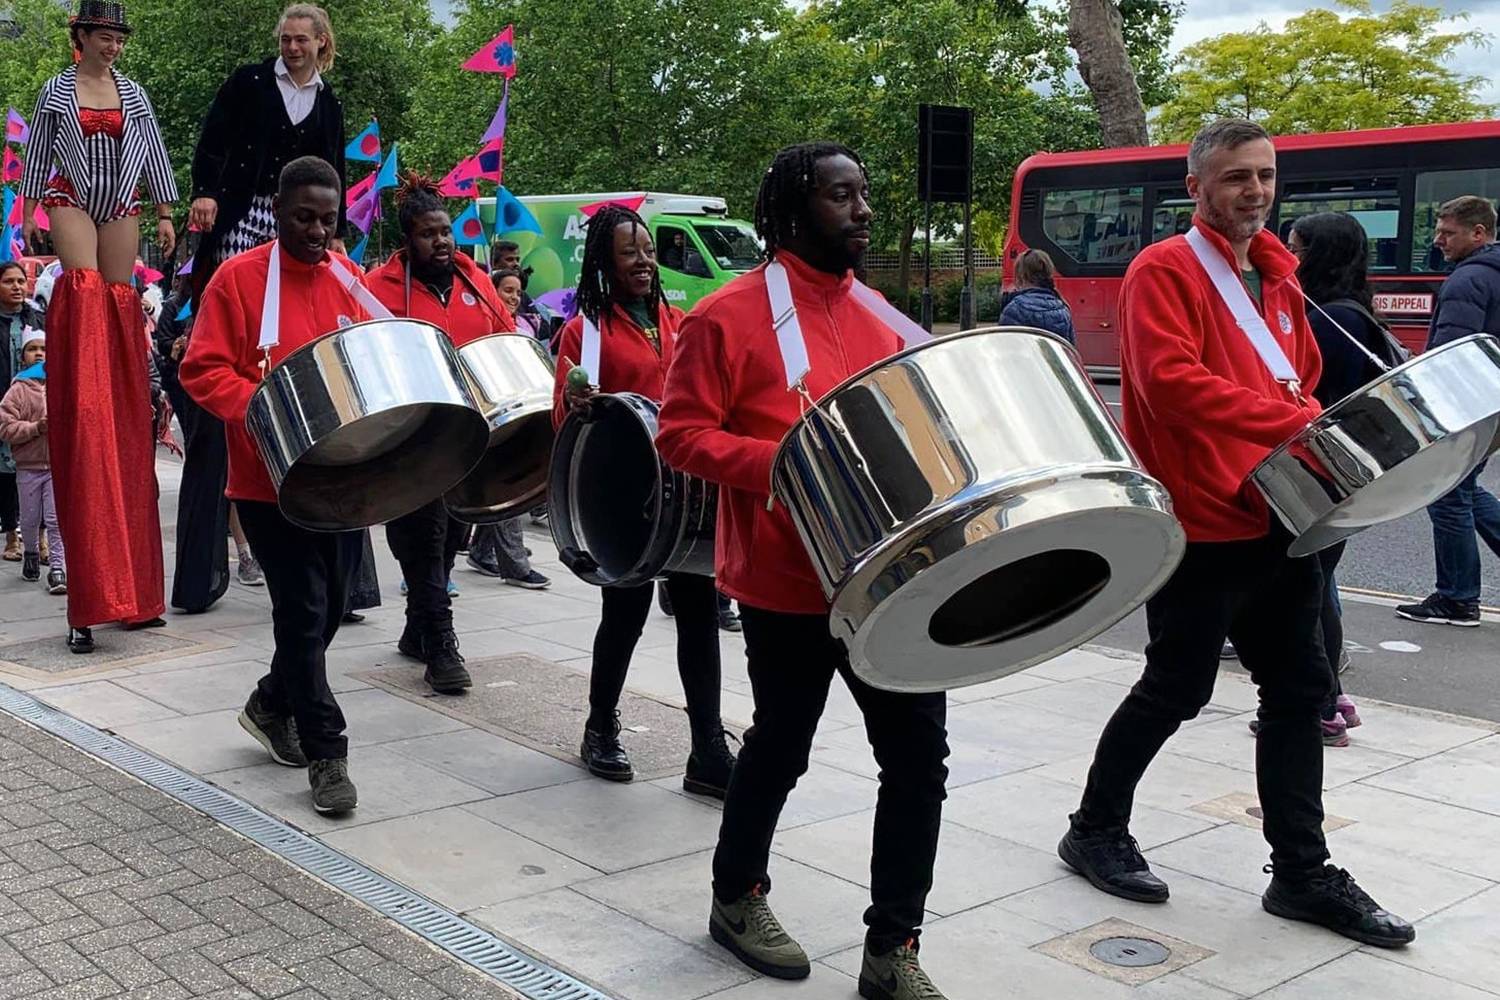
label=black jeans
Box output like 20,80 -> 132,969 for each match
237,501 -> 362,761
712,605 -> 950,950
1316,542 -> 1347,716
0,470 -> 17,532
385,498 -> 464,636
589,572 -> 722,738
1076,528 -> 1333,875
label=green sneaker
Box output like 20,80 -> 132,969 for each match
859,939 -> 946,1000
708,887 -> 810,980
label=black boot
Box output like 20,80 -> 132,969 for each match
67,627 -> 94,655
581,713 -> 633,781
1262,865 -> 1415,947
684,725 -> 737,799
423,627 -> 471,695
21,552 -> 40,582
397,622 -> 424,660
1057,815 -> 1170,902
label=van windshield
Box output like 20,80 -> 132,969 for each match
694,223 -> 763,271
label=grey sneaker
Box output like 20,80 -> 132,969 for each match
308,758 -> 358,814
237,692 -> 307,767
860,940 -> 947,1000
46,568 -> 66,595
237,552 -> 265,587
709,887 -> 810,980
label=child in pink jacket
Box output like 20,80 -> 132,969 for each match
0,331 -> 65,594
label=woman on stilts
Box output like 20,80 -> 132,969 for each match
21,0 -> 178,653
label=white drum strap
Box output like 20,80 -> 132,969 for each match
258,241 -> 394,353
580,314 -> 601,385
1185,226 -> 1302,398
765,259 -> 933,390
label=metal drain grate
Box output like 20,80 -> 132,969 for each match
0,682 -> 612,1000
1090,936 -> 1171,968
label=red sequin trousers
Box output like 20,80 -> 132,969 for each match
46,270 -> 166,627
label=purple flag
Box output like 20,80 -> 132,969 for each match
481,80 -> 509,144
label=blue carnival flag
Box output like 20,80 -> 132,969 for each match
492,186 -> 541,235
348,234 -> 369,265
175,299 -> 192,321
373,144 -> 400,192
346,120 -> 381,163
451,202 -> 486,245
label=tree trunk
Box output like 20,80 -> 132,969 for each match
897,220 -> 916,316
1068,0 -> 1150,148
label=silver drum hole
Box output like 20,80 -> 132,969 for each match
927,549 -> 1111,648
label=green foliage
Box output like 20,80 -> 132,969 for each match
1158,0 -> 1493,140
0,0 -> 71,121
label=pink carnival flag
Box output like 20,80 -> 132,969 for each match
462,25 -> 517,77
476,136 -> 503,184
348,185 -> 380,233
346,171 -> 376,210
3,190 -> 47,231
580,195 -> 646,218
5,109 -> 28,145
1,148 -> 22,184
437,157 -> 480,197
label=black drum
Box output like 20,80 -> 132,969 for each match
548,392 -> 716,587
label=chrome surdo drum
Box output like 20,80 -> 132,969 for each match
444,333 -> 557,523
1252,333 -> 1500,557
548,392 -> 716,587
246,318 -> 491,532
773,326 -> 1185,694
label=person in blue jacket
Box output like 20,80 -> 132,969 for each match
1000,248 -> 1075,343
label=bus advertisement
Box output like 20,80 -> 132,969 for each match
1002,121 -> 1500,372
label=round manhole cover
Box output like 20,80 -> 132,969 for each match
1090,936 -> 1171,967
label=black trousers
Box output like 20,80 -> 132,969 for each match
170,397 -> 230,613
0,470 -> 17,532
589,572 -> 722,737
1316,542 -> 1346,716
385,498 -> 463,635
1076,528 -> 1333,875
712,605 -> 950,949
237,501 -> 361,761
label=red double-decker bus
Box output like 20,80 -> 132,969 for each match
1003,120 -> 1500,372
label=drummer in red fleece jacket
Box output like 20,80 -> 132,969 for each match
1057,120 -> 1414,948
363,173 -> 516,698
552,204 -> 735,799
180,157 -> 369,816
656,143 -> 951,996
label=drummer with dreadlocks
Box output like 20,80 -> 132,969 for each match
552,203 -> 736,797
657,142 -> 952,997
364,172 -> 514,696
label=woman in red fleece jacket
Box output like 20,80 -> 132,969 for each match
1057,119 -> 1413,949
551,203 -> 735,798
179,157 -> 367,817
656,143 -> 951,995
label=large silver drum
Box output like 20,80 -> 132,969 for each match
444,333 -> 557,523
246,318 -> 490,532
773,326 -> 1185,693
1252,333 -> 1500,557
549,392 -> 716,587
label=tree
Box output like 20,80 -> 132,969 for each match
1158,0 -> 1493,141
1067,0 -> 1149,147
0,0 -> 70,127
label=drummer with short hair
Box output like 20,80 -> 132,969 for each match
656,142 -> 953,996
1055,118 -> 1414,947
552,203 -> 735,796
180,155 -> 373,816
362,172 -> 514,696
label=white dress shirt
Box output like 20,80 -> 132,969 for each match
273,57 -> 323,126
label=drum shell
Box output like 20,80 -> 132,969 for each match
548,392 -> 716,587
772,327 -> 1184,693
246,318 -> 491,532
1252,333 -> 1500,557
444,333 -> 557,523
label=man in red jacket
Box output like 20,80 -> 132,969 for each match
1056,119 -> 1413,948
363,173 -> 516,696
658,142 -> 951,998
180,156 -> 369,816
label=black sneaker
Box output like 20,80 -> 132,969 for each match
684,728 -> 738,799
581,715 -> 634,781
1058,818 -> 1169,902
308,758 -> 358,814
423,628 -> 471,694
465,551 -> 505,578
1395,593 -> 1480,626
67,626 -> 94,655
1220,640 -> 1238,660
1262,865 -> 1415,947
237,691 -> 308,767
503,569 -> 551,590
717,604 -> 742,633
46,568 -> 66,595
21,552 -> 39,582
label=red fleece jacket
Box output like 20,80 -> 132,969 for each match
179,242 -> 373,503
551,301 -> 684,429
1120,217 -> 1323,542
363,251 -> 514,347
656,251 -> 903,614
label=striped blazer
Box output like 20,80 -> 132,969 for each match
22,66 -> 179,210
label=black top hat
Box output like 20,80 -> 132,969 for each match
72,1 -> 131,33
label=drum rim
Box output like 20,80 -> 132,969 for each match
249,317 -> 451,393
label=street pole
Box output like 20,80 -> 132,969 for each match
959,195 -> 974,330
920,198 -> 933,333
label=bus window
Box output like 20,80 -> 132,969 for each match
1276,178 -> 1400,271
1412,168 -> 1500,273
1041,187 -> 1143,266
1151,188 -> 1193,243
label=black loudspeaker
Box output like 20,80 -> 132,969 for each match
918,104 -> 973,204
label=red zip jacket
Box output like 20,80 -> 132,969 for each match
657,251 -> 903,614
363,251 -> 514,347
551,301 -> 684,429
1121,216 -> 1323,542
179,242 -> 373,503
